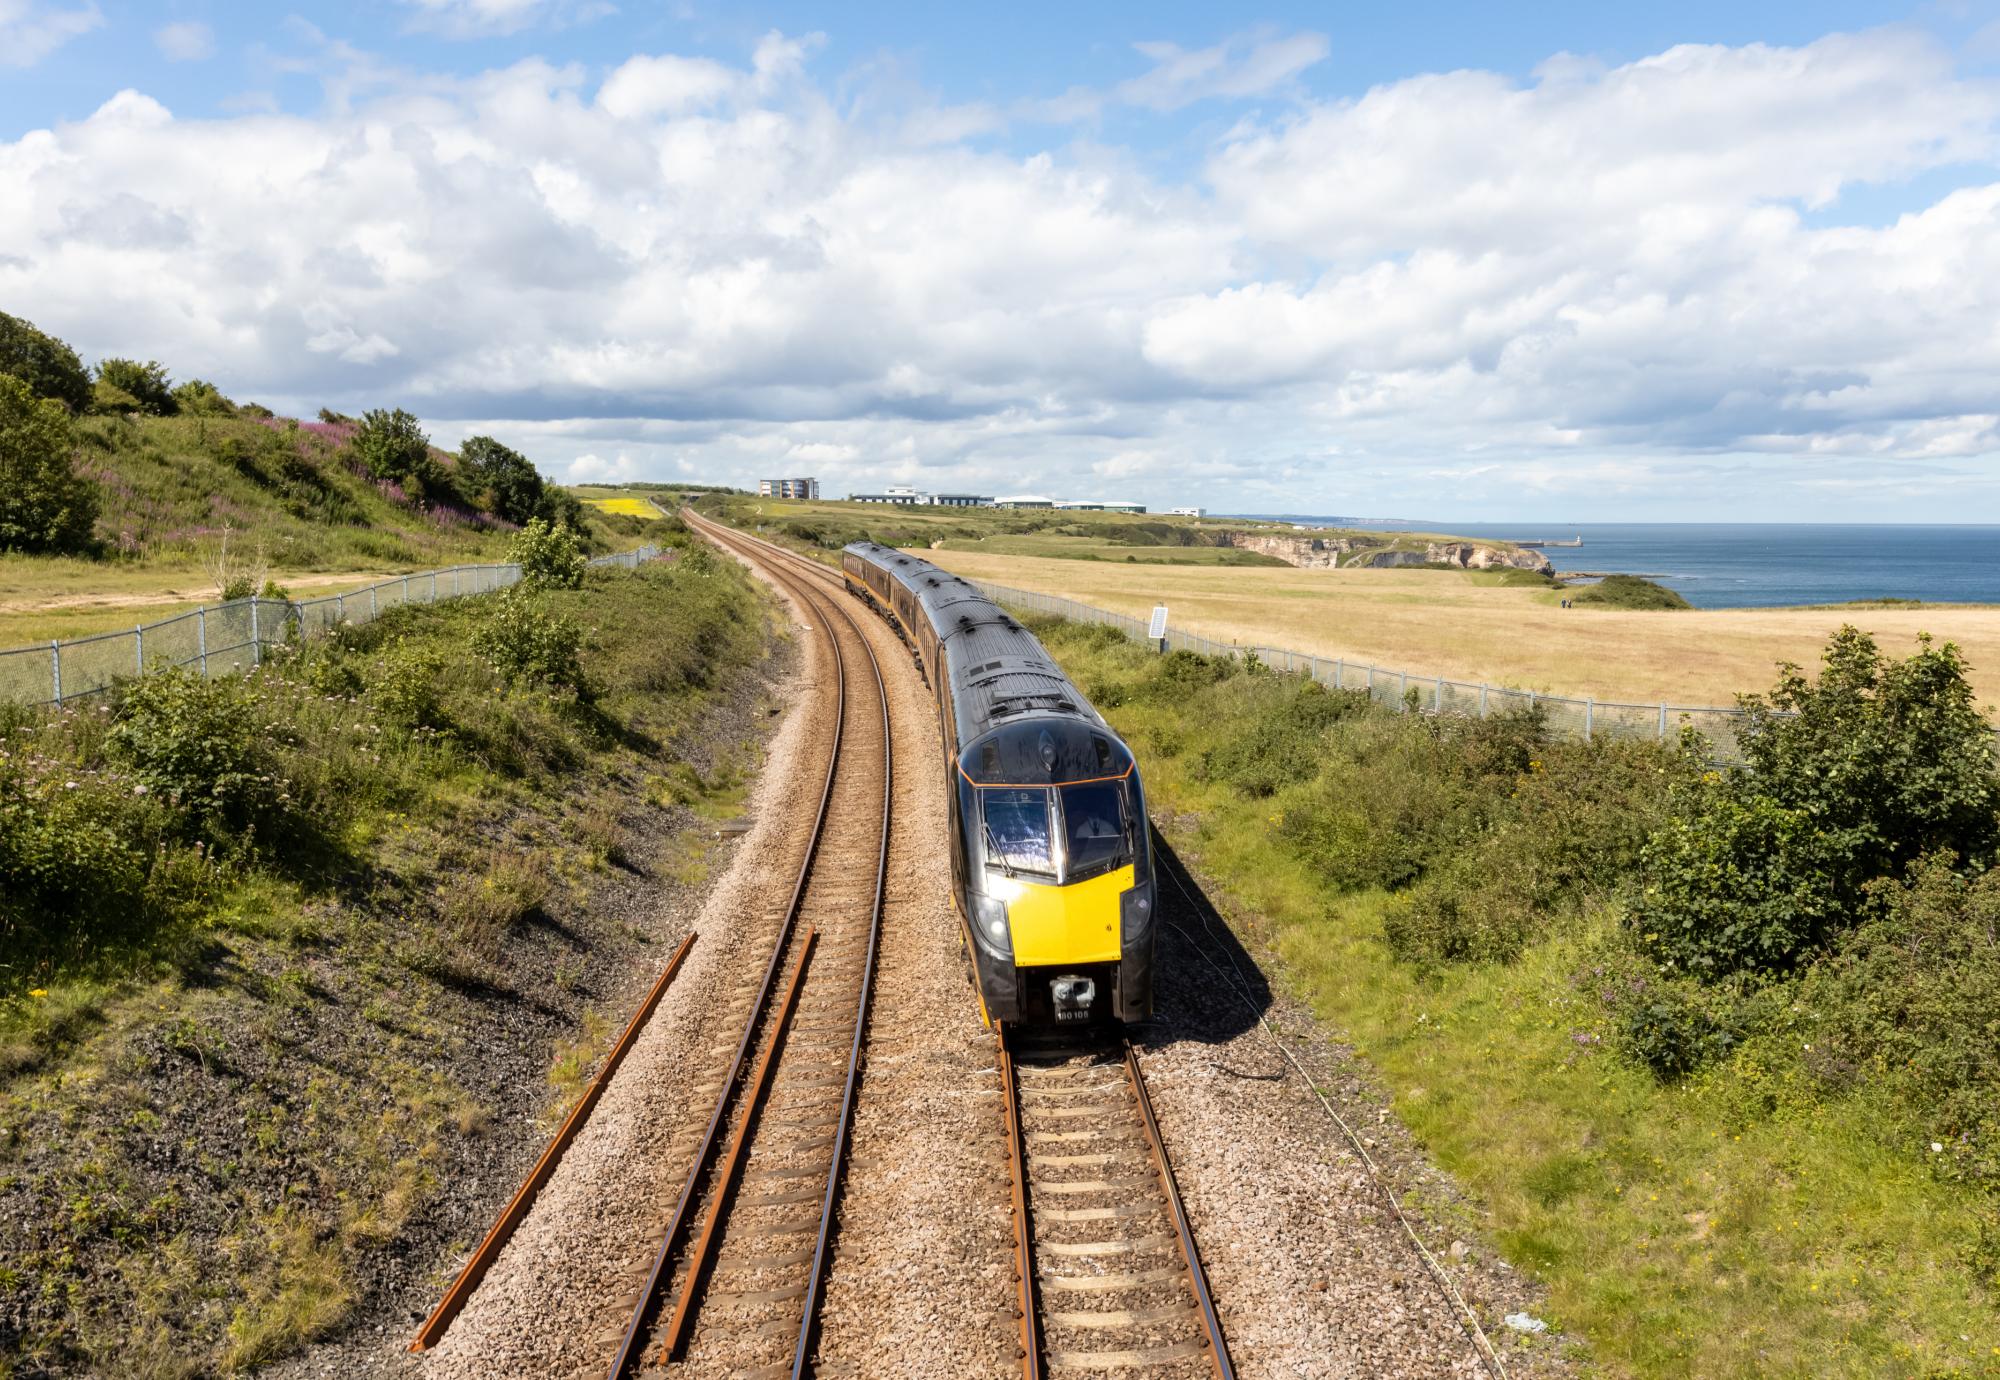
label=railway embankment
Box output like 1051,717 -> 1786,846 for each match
0,520 -> 784,1376
1029,615 -> 2000,1378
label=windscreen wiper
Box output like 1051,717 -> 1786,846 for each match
983,821 -> 1018,878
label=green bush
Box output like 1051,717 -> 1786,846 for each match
1197,678 -> 1369,797
511,517 -> 586,590
1634,628 -> 1999,977
349,408 -> 461,506
95,358 -> 177,416
473,588 -> 589,698
170,379 -> 235,416
108,669 -> 290,846
1569,574 -> 1690,610
0,373 -> 99,554
368,640 -> 452,736
1617,972 -> 1748,1079
1796,856 -> 2000,1186
0,310 -> 92,413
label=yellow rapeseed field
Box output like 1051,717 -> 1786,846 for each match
921,548 -> 2000,711
583,496 -> 662,518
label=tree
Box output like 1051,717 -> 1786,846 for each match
0,312 -> 92,413
94,358 -> 178,415
1635,626 -> 2000,977
459,435 -> 546,525
0,374 -> 99,554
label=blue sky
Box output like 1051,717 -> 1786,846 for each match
4,0 -> 2000,520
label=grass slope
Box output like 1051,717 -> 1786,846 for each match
0,414 -> 662,646
1032,619 -> 1999,1379
0,533 -> 774,1374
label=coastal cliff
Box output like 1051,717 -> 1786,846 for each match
1226,531 -> 1553,574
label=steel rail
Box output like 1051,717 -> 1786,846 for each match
998,1025 -> 1045,1379
603,531 -> 850,1380
658,927 -> 820,1360
648,510 -> 895,1377
408,930 -> 697,1352
789,560 -> 894,1379
1124,1038 -> 1236,1380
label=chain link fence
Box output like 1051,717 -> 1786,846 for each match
970,578 -> 1755,758
0,545 -> 662,707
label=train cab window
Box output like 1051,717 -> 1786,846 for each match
1060,780 -> 1130,880
981,788 -> 1056,879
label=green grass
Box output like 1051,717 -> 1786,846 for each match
1035,620 -> 2000,1379
0,535 -> 776,1375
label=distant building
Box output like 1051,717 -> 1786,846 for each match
850,486 -> 922,505
994,494 -> 1055,509
929,492 -> 992,507
759,477 -> 819,500
1054,499 -> 1147,514
1170,506 -> 1206,518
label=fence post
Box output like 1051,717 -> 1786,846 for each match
431,572 -> 438,602
1658,703 -> 1667,740
250,599 -> 261,668
50,641 -> 60,704
1480,683 -> 1489,717
1433,678 -> 1442,712
135,624 -> 144,675
1399,670 -> 1407,702
1336,657 -> 1343,688
337,593 -> 345,623
1585,698 -> 1594,741
403,574 -> 411,604
198,607 -> 208,677
1367,665 -> 1374,695
371,584 -> 378,619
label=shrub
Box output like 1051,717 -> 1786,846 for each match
511,517 -> 586,590
368,641 -> 452,736
95,358 -> 178,415
171,379 -> 235,416
1634,628 -> 1999,978
349,408 -> 459,505
0,310 -> 92,413
0,373 -> 99,554
1796,856 -> 2000,1186
108,668 -> 284,844
473,588 -> 588,698
1618,972 -> 1748,1079
458,435 -> 545,525
1569,575 -> 1690,610
1197,678 -> 1369,797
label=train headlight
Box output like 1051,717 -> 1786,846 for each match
973,894 -> 1012,958
1120,886 -> 1153,943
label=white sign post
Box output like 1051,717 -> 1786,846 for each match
1148,604 -> 1169,652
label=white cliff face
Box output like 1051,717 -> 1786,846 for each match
1224,532 -> 1553,574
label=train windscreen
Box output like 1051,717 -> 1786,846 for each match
982,788 -> 1056,878
1060,780 -> 1129,880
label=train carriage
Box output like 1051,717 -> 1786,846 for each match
840,541 -> 1154,1026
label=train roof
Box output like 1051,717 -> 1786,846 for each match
842,540 -> 1114,752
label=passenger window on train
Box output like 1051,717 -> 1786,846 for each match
1061,781 -> 1129,877
982,788 -> 1055,877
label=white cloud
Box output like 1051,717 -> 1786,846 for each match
153,20 -> 212,62
2,26 -> 1998,518
397,0 -> 611,39
0,0 -> 100,67
1029,27 -> 1328,121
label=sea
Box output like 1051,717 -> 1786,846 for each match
1232,521 -> 2000,611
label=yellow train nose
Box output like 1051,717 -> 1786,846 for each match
990,865 -> 1132,967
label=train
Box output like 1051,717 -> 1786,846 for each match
840,540 -> 1155,1026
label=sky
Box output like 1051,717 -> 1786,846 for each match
4,2 -> 2000,522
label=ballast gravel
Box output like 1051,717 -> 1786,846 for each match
369,536 -> 1575,1380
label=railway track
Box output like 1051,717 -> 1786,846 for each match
604,518 -> 893,1378
1000,1029 -> 1235,1379
690,512 -> 1236,1379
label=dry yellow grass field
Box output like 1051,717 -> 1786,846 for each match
922,549 -> 2000,711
